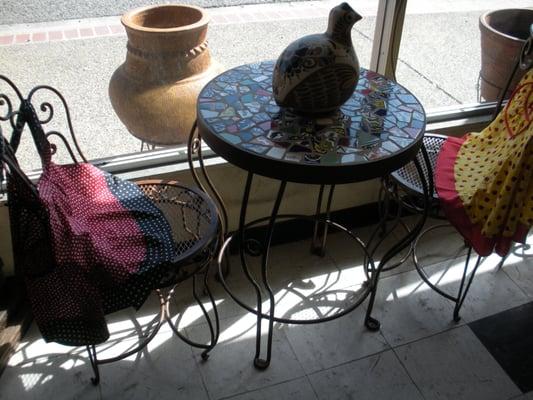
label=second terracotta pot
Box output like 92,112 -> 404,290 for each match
109,4 -> 223,145
479,8 -> 533,102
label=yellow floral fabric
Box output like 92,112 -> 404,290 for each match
454,68 -> 533,239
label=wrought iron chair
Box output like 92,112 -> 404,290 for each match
0,76 -> 220,384
387,28 -> 533,321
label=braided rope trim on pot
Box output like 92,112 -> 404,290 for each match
127,41 -> 209,60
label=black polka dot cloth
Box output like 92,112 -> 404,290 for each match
24,162 -> 175,346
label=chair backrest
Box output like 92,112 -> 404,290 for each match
493,23 -> 533,119
0,76 -> 86,278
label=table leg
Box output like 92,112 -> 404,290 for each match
236,173 -> 266,367
254,179 -> 287,369
235,172 -> 288,369
311,184 -> 335,257
363,178 -> 393,281
187,120 -> 230,278
364,155 -> 430,330
364,178 -> 413,278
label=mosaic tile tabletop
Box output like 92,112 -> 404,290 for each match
198,60 -> 426,169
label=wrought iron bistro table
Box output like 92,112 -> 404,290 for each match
190,60 -> 429,369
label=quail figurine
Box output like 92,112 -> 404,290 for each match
272,2 -> 362,116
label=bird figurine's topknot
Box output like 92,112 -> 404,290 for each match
272,2 -> 362,116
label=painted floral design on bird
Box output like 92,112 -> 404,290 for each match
272,3 -> 362,115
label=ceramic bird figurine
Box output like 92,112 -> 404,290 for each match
272,2 -> 362,115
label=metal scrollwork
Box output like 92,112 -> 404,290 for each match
37,101 -> 54,124
191,136 -> 201,154
0,94 -> 14,122
45,131 -> 76,161
0,75 -> 24,103
520,26 -> 533,70
0,77 -> 89,165
244,238 -> 263,257
27,85 -> 87,163
0,76 -> 24,130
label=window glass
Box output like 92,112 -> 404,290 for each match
396,0 -> 533,112
0,1 -> 379,172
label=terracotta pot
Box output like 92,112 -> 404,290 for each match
109,4 -> 222,145
479,8 -> 533,102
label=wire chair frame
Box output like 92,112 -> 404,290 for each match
388,31 -> 533,321
0,76 -> 221,385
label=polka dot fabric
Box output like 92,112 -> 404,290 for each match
28,162 -> 175,346
436,69 -> 532,256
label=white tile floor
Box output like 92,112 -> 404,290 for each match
1,218 -> 531,400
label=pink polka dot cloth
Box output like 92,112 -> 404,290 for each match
26,162 -> 175,346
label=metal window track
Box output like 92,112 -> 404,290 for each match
1,101 -> 501,195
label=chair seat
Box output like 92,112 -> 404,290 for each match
136,180 -> 219,288
391,133 -> 447,200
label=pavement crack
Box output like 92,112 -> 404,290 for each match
353,27 -> 372,42
397,58 -> 462,104
353,26 -> 462,105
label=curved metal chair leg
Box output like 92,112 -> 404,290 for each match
165,264 -> 220,358
453,252 -> 482,322
86,291 -> 166,384
497,253 -> 508,270
200,264 -> 221,358
413,231 -> 482,322
218,229 -> 231,280
212,229 -> 230,282
192,269 -> 219,360
412,223 -> 465,302
86,344 -> 100,386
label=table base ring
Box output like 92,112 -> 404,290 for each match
216,215 -> 376,325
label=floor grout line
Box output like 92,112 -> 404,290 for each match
192,351 -> 216,400
215,375 -> 310,400
304,345 -> 392,377
502,264 -> 533,301
390,345 -> 428,400
392,323 -> 466,350
303,373 -> 321,400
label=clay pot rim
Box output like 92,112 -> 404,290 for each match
121,4 -> 210,33
479,8 -> 533,43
